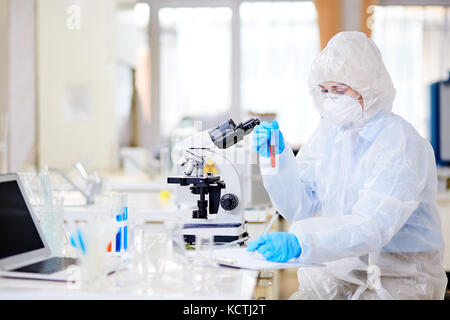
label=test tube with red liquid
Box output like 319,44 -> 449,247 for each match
270,130 -> 276,168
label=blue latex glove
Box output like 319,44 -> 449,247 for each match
247,232 -> 302,262
252,120 -> 285,158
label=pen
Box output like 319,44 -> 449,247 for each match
215,236 -> 249,249
251,211 -> 280,255
263,211 -> 279,235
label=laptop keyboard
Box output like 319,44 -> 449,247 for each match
12,257 -> 78,274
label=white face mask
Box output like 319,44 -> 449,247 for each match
320,94 -> 363,127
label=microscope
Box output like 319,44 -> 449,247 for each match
168,118 -> 260,244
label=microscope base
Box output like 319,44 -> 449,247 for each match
182,220 -> 248,245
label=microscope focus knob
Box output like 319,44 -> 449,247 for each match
220,193 -> 239,211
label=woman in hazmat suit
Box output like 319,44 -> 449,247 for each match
248,31 -> 448,300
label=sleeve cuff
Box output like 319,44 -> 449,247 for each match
288,223 -> 313,263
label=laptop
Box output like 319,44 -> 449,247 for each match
0,173 -> 78,282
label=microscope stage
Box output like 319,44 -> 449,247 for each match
182,219 -> 248,244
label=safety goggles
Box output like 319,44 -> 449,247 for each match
317,83 -> 352,96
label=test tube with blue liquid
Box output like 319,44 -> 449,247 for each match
109,192 -> 128,253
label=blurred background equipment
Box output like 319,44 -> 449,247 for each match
431,74 -> 450,166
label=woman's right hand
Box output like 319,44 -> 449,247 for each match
252,120 -> 285,157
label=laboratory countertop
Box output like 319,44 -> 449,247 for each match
4,174 -> 273,299
0,256 -> 259,300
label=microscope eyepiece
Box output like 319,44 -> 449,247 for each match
241,118 -> 260,133
208,118 -> 260,149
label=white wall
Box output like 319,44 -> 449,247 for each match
9,0 -> 36,172
0,1 -> 9,117
0,0 -> 36,173
37,0 -> 118,172
342,0 -> 363,32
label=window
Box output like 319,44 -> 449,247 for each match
147,0 -> 320,148
372,5 -> 450,139
159,7 -> 232,137
240,1 -> 320,147
115,2 -> 151,147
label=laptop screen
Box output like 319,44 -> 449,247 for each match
0,180 -> 45,259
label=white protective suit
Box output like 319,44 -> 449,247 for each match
259,31 -> 448,299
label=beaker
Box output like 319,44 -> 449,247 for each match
40,194 -> 66,256
70,216 -> 117,292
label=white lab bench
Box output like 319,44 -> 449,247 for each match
0,187 -> 276,300
14,171 -> 286,299
0,258 -> 259,300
